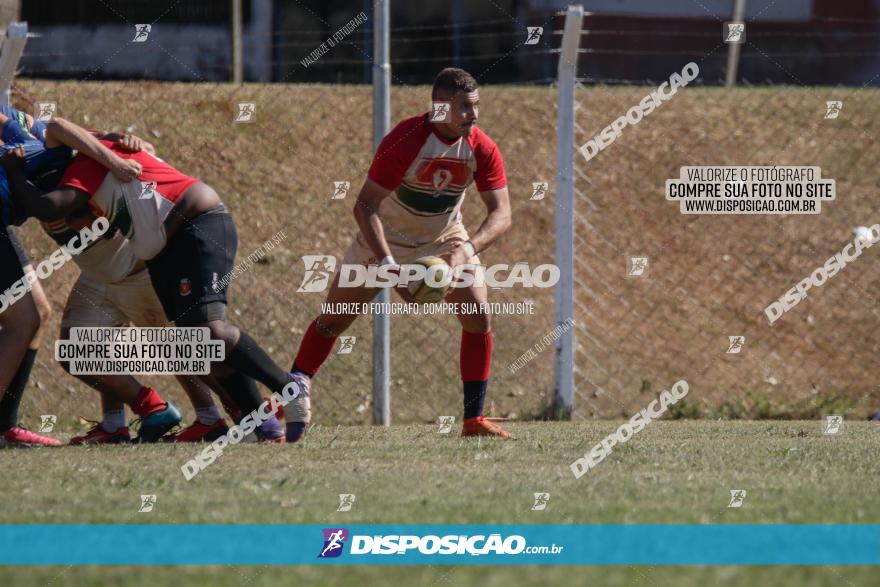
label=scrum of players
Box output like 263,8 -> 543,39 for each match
0,68 -> 521,448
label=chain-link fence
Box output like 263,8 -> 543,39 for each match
8,4 -> 880,432
10,79 -> 560,429
570,23 -> 880,420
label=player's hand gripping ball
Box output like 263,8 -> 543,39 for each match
407,256 -> 451,303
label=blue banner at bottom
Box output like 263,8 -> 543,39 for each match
1,524 -> 878,565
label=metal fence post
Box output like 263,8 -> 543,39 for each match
725,0 -> 747,87
231,0 -> 243,84
0,21 -> 27,105
372,0 -> 391,426
552,5 -> 583,419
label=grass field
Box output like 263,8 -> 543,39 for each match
1,421 -> 878,584
3,81 -> 880,583
2,565 -> 878,587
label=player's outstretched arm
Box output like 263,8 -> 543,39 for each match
353,178 -> 395,263
44,117 -> 142,182
0,147 -> 88,221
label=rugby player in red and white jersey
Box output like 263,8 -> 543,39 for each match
287,68 -> 512,440
56,203 -> 263,445
0,108 -> 258,444
0,109 -> 141,447
1,138 -> 300,442
0,108 -> 234,444
40,135 -> 265,444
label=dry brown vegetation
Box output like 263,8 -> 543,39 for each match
9,82 -> 879,429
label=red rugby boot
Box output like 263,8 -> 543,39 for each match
2,426 -> 62,447
461,416 -> 511,439
70,423 -> 130,445
165,419 -> 229,443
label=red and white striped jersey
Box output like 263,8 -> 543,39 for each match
59,141 -> 200,260
367,113 -> 507,246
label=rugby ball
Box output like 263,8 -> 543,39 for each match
853,226 -> 872,242
407,256 -> 450,303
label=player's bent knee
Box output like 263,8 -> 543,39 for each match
459,311 -> 491,334
204,319 -> 237,344
479,312 -> 492,332
175,301 -> 228,328
315,314 -> 356,338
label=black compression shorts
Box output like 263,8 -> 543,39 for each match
146,206 -> 236,327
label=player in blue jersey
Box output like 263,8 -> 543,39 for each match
0,104 -> 153,445
0,108 -> 142,445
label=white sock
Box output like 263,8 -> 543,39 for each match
284,373 -> 312,424
103,409 -> 126,433
196,405 -> 221,426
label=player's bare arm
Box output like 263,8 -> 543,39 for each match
44,117 -> 142,182
351,178 -> 419,302
97,132 -> 156,155
470,187 -> 512,251
441,187 -> 511,268
353,177 -> 395,262
0,147 -> 88,221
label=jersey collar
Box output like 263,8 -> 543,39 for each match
425,112 -> 463,146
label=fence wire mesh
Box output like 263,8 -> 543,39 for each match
570,77 -> 880,421
10,80 -> 558,429
7,4 -> 880,432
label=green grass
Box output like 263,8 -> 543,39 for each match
1,565 -> 878,587
669,391 -> 859,420
3,421 -> 877,524
1,421 -> 878,585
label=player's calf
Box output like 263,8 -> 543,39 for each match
283,372 -> 311,443
0,288 -> 47,443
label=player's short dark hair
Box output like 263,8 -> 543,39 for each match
432,68 -> 478,99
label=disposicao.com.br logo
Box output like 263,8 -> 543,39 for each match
318,528 -> 563,558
